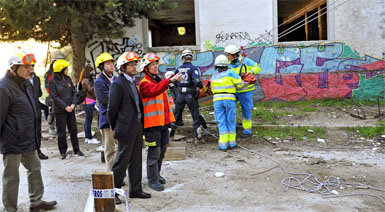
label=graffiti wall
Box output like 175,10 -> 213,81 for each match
159,42 -> 385,102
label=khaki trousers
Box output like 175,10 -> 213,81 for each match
2,151 -> 44,212
100,128 -> 116,171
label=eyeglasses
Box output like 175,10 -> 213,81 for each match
125,52 -> 139,62
22,54 -> 36,64
147,53 -> 159,62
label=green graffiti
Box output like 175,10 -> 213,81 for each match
353,74 -> 385,101
340,44 -> 361,59
203,40 -> 224,51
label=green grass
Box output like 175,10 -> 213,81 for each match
347,121 -> 385,138
254,126 -> 327,141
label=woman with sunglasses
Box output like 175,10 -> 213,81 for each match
138,53 -> 182,191
48,59 -> 84,159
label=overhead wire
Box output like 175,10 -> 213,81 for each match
278,0 -> 350,39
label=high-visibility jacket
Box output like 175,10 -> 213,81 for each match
228,56 -> 261,93
139,77 -> 175,129
211,69 -> 244,102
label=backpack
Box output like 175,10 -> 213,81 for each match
76,81 -> 86,105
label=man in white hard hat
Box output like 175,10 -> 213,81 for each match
0,52 -> 57,212
224,44 -> 261,138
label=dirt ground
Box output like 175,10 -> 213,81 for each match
1,104 -> 385,212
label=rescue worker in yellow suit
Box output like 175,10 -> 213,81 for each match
211,55 -> 244,151
224,45 -> 261,137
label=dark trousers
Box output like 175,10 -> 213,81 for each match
112,120 -> 143,193
55,112 -> 80,154
36,112 -> 42,147
145,126 -> 169,184
174,94 -> 200,137
83,103 -> 95,139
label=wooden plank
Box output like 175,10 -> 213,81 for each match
92,172 -> 115,212
286,0 -> 326,24
318,6 -> 323,40
165,141 -> 186,160
305,12 -> 309,41
168,141 -> 186,147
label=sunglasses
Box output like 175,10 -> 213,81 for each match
147,53 -> 160,62
22,54 -> 36,64
125,52 -> 139,61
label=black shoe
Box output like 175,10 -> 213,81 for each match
38,151 -> 49,160
159,176 -> 166,184
60,153 -> 67,160
30,200 -> 57,212
241,133 -> 252,139
129,191 -> 151,199
115,194 -> 122,205
74,150 -> 84,156
228,145 -> 237,150
148,182 -> 164,191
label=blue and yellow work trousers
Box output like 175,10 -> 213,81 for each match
214,99 -> 237,150
236,90 -> 253,135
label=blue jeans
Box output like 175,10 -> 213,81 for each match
83,103 -> 95,139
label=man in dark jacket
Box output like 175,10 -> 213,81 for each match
0,52 -> 57,212
30,73 -> 49,160
170,49 -> 208,145
109,51 -> 151,204
94,52 -> 116,171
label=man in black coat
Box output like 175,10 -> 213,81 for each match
108,52 -> 151,204
0,52 -> 57,212
30,73 -> 49,160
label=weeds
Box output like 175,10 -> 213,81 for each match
347,120 -> 385,138
253,126 -> 326,141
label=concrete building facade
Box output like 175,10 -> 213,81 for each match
86,0 -> 385,101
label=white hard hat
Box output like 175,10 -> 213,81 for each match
116,51 -> 139,70
224,45 -> 240,55
8,51 -> 36,71
164,71 -> 175,79
182,49 -> 193,58
214,54 -> 229,67
139,53 -> 160,72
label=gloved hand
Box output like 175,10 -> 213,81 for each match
200,86 -> 208,93
241,72 -> 257,84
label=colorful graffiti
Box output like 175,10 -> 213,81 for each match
159,42 -> 385,101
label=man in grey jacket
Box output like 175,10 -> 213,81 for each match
0,52 -> 57,212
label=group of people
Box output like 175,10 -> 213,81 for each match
0,44 -> 260,210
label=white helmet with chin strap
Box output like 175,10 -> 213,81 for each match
224,45 -> 240,55
214,55 -> 229,67
181,49 -> 193,59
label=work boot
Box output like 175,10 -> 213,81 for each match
74,150 -> 84,156
147,164 -> 164,191
148,182 -> 164,191
30,200 -> 57,212
159,176 -> 166,184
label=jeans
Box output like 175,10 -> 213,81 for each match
83,103 -> 95,139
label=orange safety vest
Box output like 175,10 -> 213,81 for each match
139,78 -> 175,129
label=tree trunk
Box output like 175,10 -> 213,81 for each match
71,28 -> 86,84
